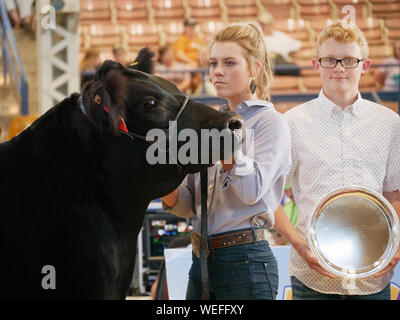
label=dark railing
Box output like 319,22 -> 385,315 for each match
0,0 -> 28,115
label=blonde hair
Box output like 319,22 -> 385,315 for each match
209,22 -> 273,101
317,20 -> 369,58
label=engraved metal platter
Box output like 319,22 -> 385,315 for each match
308,187 -> 399,278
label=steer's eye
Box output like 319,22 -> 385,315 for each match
142,97 -> 158,109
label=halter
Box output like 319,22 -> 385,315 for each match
79,95 -> 190,142
79,95 -> 190,173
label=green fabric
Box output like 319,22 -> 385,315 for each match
283,200 -> 297,226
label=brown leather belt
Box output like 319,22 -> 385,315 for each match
191,228 -> 269,259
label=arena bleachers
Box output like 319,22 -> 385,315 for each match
78,0 -> 400,113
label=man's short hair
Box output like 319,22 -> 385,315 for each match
316,20 -> 369,58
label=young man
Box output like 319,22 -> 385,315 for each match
276,20 -> 400,299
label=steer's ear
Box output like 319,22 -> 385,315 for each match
81,70 -> 126,135
127,47 -> 154,74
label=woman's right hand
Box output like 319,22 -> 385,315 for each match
293,238 -> 337,279
161,189 -> 179,208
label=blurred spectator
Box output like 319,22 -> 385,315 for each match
80,48 -> 102,87
375,40 -> 400,91
155,44 -> 191,93
112,44 -> 128,67
4,0 -> 33,29
172,18 -> 205,68
259,14 -> 301,76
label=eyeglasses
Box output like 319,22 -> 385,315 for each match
318,57 -> 364,68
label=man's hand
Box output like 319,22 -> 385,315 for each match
293,238 -> 337,279
375,190 -> 400,277
374,246 -> 400,277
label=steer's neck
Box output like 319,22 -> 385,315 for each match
99,135 -> 186,211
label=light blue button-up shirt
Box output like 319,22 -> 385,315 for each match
163,100 -> 291,235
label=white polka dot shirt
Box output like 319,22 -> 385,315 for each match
285,89 -> 400,295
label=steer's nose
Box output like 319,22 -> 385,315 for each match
226,115 -> 243,131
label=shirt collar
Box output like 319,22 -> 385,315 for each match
219,100 -> 274,112
318,89 -> 362,117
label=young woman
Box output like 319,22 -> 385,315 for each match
162,22 -> 291,300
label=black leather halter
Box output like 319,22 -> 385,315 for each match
119,96 -> 190,142
79,95 -> 189,142
79,95 -> 190,173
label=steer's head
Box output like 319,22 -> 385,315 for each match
81,50 -> 243,173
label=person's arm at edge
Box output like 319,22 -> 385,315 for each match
274,205 -> 336,278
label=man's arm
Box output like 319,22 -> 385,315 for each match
274,205 -> 336,278
374,189 -> 400,277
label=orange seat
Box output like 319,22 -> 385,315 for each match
225,0 -> 258,21
356,17 -> 383,30
302,75 -> 323,93
333,0 -> 368,19
227,6 -> 259,21
364,28 -> 384,44
126,23 -> 160,50
187,0 -> 223,21
370,1 -> 400,19
309,17 -> 334,32
272,19 -> 312,41
261,0 -> 295,20
199,20 -> 227,36
384,18 -> 400,30
388,29 -> 400,41
80,0 -> 111,24
369,44 -> 393,59
160,21 -> 184,44
152,0 -> 186,23
270,76 -> 301,94
293,58 -> 317,77
7,115 -> 39,140
187,0 -> 220,6
83,24 -> 124,50
114,0 -> 149,23
225,0 -> 257,5
299,4 -> 333,19
291,47 -> 317,60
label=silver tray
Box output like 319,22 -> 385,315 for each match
308,187 -> 399,278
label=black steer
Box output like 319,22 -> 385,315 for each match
0,57 -> 242,299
